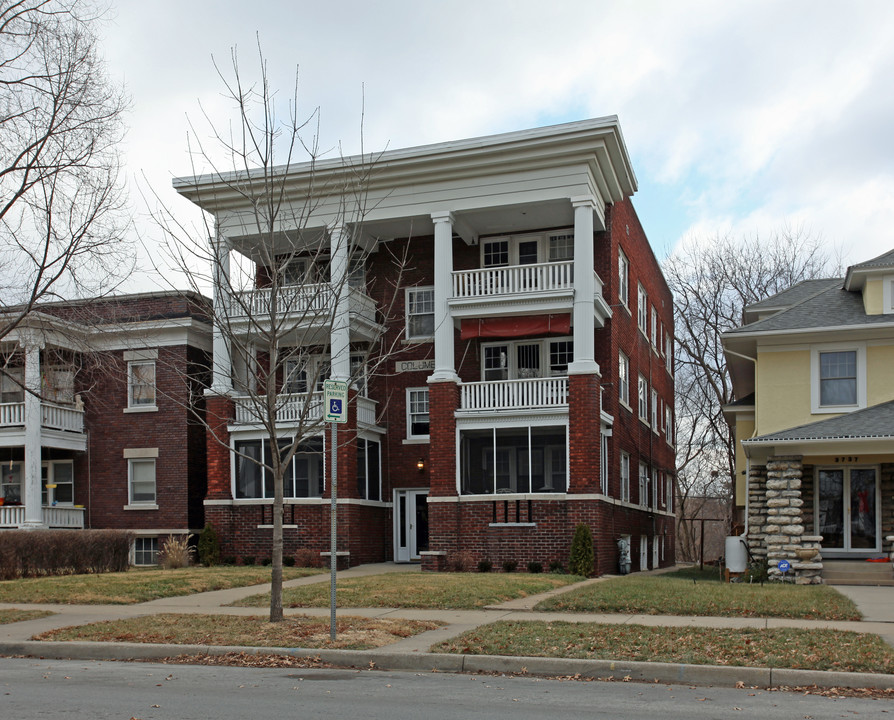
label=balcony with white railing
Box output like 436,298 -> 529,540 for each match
452,261 -> 574,299
0,505 -> 85,528
230,284 -> 378,329
0,401 -> 85,448
232,392 -> 379,428
458,377 -> 569,414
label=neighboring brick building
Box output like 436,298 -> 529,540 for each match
0,292 -> 212,564
175,117 -> 676,574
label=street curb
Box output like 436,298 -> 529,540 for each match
3,641 -> 894,690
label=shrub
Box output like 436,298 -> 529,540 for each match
294,548 -> 321,568
283,556 -> 296,567
0,529 -> 132,580
196,523 -> 220,567
241,556 -> 255,566
746,557 -> 769,584
477,559 -> 493,573
527,561 -> 543,574
568,522 -> 594,577
446,550 -> 475,572
502,560 -> 517,573
158,535 -> 193,569
260,557 -> 271,566
221,555 -> 237,565
549,560 -> 565,573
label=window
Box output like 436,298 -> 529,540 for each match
618,250 -> 629,307
481,230 -> 574,268
129,458 -> 156,504
665,330 -> 673,372
651,389 -> 659,432
0,367 -> 23,403
666,473 -> 674,511
599,432 -> 609,495
356,437 -> 381,500
548,233 -> 574,261
43,367 -> 75,404
481,338 -> 573,381
350,353 -> 367,395
639,462 -> 649,508
234,438 -> 324,499
483,239 -> 509,267
41,461 -> 73,505
620,452 -> 630,502
650,307 -> 657,347
820,351 -> 857,406
407,388 -> 430,439
652,468 -> 659,510
133,537 -> 158,566
637,284 -> 648,335
811,345 -> 865,413
460,425 -> 566,494
1,462 -> 22,503
348,254 -> 366,290
406,287 -> 435,339
128,361 -> 156,408
283,358 -> 307,394
665,404 -> 673,443
549,341 -> 573,376
618,352 -> 630,407
638,375 -> 648,421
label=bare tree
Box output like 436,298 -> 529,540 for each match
664,228 -> 838,533
0,0 -> 130,345
154,46 -> 404,622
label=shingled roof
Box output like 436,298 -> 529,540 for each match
743,400 -> 894,444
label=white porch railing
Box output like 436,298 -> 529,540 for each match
233,392 -> 324,425
0,505 -> 84,528
41,402 -> 84,432
0,401 -> 84,433
459,377 -> 569,412
452,261 -> 574,298
232,284 -> 377,324
357,396 -> 377,426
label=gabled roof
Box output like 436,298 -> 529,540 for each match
742,279 -> 840,324
844,248 -> 894,291
744,400 -> 894,444
849,248 -> 894,271
726,281 -> 894,335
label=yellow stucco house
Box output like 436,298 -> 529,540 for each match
723,250 -> 894,582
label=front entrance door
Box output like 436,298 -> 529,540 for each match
394,489 -> 429,562
816,467 -> 880,554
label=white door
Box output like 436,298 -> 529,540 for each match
817,467 -> 881,554
394,490 -> 429,562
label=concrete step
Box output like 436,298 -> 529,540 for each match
822,560 -> 894,586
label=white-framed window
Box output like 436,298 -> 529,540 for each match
1,462 -> 22,503
639,462 -> 649,508
665,330 -> 673,374
356,437 -> 381,501
618,351 -> 630,407
599,431 -> 609,495
41,460 -> 74,506
133,537 -> 158,566
667,473 -> 674,511
810,343 -> 866,413
407,388 -> 430,439
638,374 -> 648,422
882,275 -> 894,314
234,437 -> 324,499
128,458 -> 156,504
651,389 -> 659,432
0,366 -> 24,403
665,404 -> 673,443
618,249 -> 629,307
128,361 -> 156,408
481,338 -> 573,381
350,352 -> 367,395
283,354 -> 334,394
481,230 -> 574,268
620,452 -> 630,502
637,284 -> 648,336
459,424 -> 567,494
652,468 -> 659,511
650,307 -> 658,348
43,367 -> 75,404
405,286 -> 435,340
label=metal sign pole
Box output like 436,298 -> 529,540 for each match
330,420 -> 337,642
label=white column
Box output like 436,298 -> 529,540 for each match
329,224 -> 351,382
429,211 -> 458,383
22,338 -> 44,528
211,225 -> 233,394
567,197 -> 600,375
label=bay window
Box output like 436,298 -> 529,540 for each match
234,437 -> 324,499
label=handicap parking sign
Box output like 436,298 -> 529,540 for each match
329,398 -> 342,415
324,380 -> 348,423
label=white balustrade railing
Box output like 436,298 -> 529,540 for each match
0,401 -> 84,432
233,392 -> 324,425
0,505 -> 24,527
452,261 -> 574,298
0,505 -> 83,528
42,506 -> 85,528
357,396 -> 377,426
459,377 -> 569,412
232,284 -> 376,323
41,402 -> 84,432
0,402 -> 24,427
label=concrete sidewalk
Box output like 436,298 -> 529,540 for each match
1,563 -> 893,690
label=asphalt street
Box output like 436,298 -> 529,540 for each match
0,657 -> 889,720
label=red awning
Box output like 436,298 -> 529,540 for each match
460,314 -> 571,340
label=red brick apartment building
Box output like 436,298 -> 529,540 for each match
174,117 -> 676,574
0,293 -> 211,564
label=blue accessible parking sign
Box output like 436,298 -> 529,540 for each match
323,380 -> 348,423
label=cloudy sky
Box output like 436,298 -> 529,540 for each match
100,1 -> 894,290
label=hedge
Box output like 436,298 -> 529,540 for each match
0,529 -> 133,580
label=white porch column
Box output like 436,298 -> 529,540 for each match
429,211 -> 458,383
22,337 -> 44,528
211,224 -> 233,394
567,197 -> 600,376
329,224 -> 351,382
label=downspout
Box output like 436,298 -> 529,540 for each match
723,347 -> 757,537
